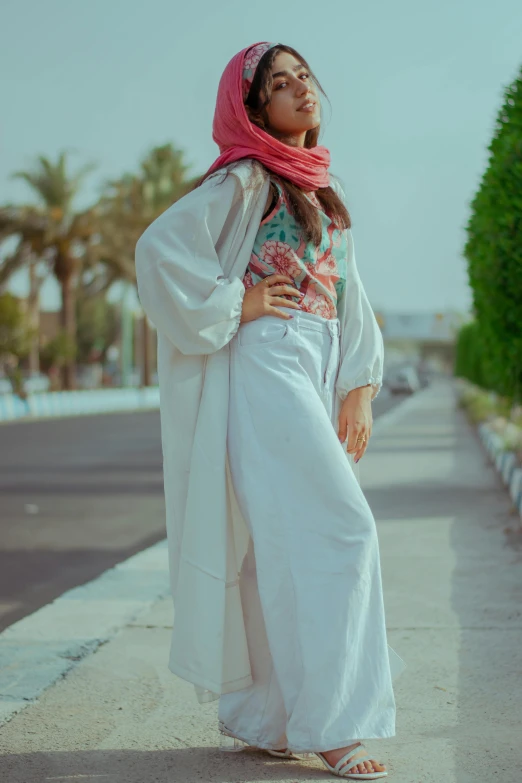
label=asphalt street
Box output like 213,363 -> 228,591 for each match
0,410 -> 165,632
0,389 -> 406,633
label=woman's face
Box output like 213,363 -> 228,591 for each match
262,51 -> 320,146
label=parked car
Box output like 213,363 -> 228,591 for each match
417,367 -> 433,388
387,365 -> 421,395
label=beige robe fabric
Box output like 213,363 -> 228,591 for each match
135,159 -> 398,705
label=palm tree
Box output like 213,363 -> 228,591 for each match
139,143 -> 193,214
0,152 -> 97,389
0,240 -> 41,374
86,144 -> 195,386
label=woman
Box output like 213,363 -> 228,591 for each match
135,42 -> 405,780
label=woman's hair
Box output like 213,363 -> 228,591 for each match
192,44 -> 352,245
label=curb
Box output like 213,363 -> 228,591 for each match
0,539 -> 169,727
477,422 -> 522,520
0,387 -> 160,424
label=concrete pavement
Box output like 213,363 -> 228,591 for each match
1,377 -> 521,782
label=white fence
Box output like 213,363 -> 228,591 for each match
0,387 -> 160,423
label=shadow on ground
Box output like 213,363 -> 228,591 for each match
0,748 -> 338,783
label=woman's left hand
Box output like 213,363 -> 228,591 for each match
337,385 -> 373,462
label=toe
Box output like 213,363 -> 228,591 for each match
365,761 -> 375,772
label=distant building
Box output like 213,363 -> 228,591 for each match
374,310 -> 468,342
374,310 -> 470,374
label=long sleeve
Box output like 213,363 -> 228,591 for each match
335,229 -> 384,402
135,172 -> 246,356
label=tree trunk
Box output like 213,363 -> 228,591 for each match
141,315 -> 151,387
60,273 -> 77,390
28,260 -> 40,375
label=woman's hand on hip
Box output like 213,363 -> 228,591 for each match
240,274 -> 304,323
338,385 -> 373,462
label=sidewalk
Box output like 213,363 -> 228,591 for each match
1,378 -> 521,782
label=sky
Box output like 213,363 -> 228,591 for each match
1,0 -> 521,314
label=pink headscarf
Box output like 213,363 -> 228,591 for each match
206,41 -> 331,191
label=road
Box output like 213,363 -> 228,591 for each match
0,389 -> 408,632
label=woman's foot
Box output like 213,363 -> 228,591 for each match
320,742 -> 386,776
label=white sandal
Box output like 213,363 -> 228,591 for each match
266,747 -> 302,760
315,742 -> 388,779
218,720 -> 302,760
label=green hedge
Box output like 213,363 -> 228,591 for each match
462,64 -> 522,403
454,321 -> 488,389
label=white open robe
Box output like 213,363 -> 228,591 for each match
134,159 -> 403,704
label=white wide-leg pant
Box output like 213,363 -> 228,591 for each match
219,305 -> 397,754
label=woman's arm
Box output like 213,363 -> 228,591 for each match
328,176 -> 383,402
135,172 -> 246,356
335,229 -> 384,402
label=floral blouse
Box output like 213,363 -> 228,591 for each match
242,180 -> 348,319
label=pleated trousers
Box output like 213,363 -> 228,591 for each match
218,305 -> 396,754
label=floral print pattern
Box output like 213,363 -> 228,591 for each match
242,42 -> 277,101
259,241 -> 303,279
243,181 -> 348,319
